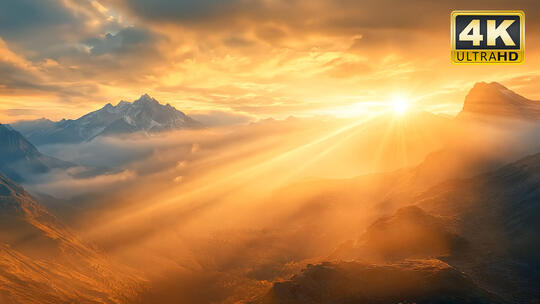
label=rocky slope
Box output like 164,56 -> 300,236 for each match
260,259 -> 503,304
0,174 -> 144,303
326,151 -> 540,303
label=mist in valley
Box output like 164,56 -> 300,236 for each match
13,98 -> 539,303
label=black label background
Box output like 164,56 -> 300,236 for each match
455,15 -> 521,50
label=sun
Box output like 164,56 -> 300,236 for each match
391,95 -> 409,115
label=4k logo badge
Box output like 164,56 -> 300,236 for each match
451,10 -> 525,64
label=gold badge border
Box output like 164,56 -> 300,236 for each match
451,10 -> 525,65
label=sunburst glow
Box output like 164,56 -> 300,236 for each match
391,95 -> 409,115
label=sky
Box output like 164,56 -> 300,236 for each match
1,0 -> 540,123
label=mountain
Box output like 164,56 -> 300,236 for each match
414,152 -> 540,302
0,174 -> 144,303
8,118 -> 57,136
0,124 -> 72,182
11,94 -> 201,145
325,151 -> 540,303
385,82 -> 539,199
458,82 -> 540,121
329,206 -> 466,262
260,259 -> 503,304
262,151 -> 540,303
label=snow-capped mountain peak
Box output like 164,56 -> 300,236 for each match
10,94 -> 201,145
133,93 -> 159,106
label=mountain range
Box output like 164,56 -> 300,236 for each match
1,82 -> 539,303
11,94 -> 201,145
0,124 -> 72,182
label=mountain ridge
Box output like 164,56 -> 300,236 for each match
260,259 -> 504,304
458,82 -> 540,121
0,124 -> 72,182
11,94 -> 202,145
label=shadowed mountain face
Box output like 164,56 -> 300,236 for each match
325,152 -> 540,303
11,94 -> 201,145
260,259 -> 503,304
329,206 -> 466,262
416,152 -> 540,302
0,174 -> 144,303
458,82 -> 540,121
0,124 -> 72,182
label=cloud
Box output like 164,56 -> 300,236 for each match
0,61 -> 47,92
26,167 -> 136,198
38,135 -> 159,169
2,109 -> 42,117
29,118 -> 344,199
0,0 -> 77,35
119,0 -> 241,22
0,0 -> 165,103
0,37 -> 85,96
223,35 -> 256,48
189,110 -> 255,126
85,26 -> 157,56
113,0 -> 540,34
1,0 -> 540,121
0,0 -> 116,61
0,38 -> 103,108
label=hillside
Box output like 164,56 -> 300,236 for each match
0,174 -> 144,303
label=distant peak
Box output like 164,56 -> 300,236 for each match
0,124 -> 13,131
470,81 -> 509,93
465,82 -> 522,106
37,117 -> 53,122
117,100 -> 130,107
134,93 -> 159,105
459,81 -> 539,120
